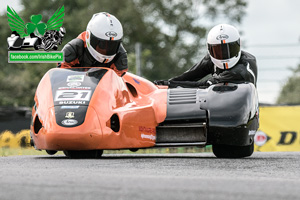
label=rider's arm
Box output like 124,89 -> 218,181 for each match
111,44 -> 128,76
58,38 -> 83,68
169,54 -> 214,82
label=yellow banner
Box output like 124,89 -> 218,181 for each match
255,106 -> 300,152
0,130 -> 31,148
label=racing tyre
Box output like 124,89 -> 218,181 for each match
63,150 -> 103,159
212,142 -> 254,158
46,150 -> 57,155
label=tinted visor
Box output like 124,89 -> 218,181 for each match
208,40 -> 240,60
90,32 -> 121,56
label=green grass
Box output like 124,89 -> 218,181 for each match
1,146 -> 212,157
1,147 -> 48,157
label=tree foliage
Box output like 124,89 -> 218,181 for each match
0,0 -> 247,106
277,65 -> 300,104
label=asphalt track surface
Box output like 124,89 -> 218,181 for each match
0,152 -> 299,200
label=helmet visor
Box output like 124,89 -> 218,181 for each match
90,32 -> 121,56
208,40 -> 240,60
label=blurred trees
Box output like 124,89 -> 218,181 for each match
277,65 -> 300,104
0,0 -> 247,107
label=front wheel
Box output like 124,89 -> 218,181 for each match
46,150 -> 57,155
212,142 -> 254,158
63,150 -> 103,159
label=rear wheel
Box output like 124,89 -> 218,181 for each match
212,142 -> 254,158
63,150 -> 103,159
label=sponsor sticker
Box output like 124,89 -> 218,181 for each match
60,105 -> 80,109
54,90 -> 91,101
249,130 -> 257,135
105,31 -> 118,37
58,86 -> 91,90
254,131 -> 268,146
216,34 -> 229,40
141,133 -> 156,141
58,101 -> 86,105
67,82 -> 81,87
65,112 -> 74,119
139,126 -> 156,134
133,78 -> 140,85
67,75 -> 84,82
61,119 -> 78,126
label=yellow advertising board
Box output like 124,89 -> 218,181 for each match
255,106 -> 300,152
0,130 -> 31,148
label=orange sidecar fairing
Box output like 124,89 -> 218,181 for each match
31,67 -> 259,158
31,67 -> 167,150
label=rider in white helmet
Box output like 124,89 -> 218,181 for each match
157,24 -> 257,87
207,24 -> 241,70
59,12 -> 128,76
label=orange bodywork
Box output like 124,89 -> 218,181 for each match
30,68 -> 167,151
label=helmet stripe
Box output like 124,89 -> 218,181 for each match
222,63 -> 229,69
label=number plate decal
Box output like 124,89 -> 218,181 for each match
54,90 -> 92,101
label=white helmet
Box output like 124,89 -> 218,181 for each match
86,12 -> 123,63
207,24 -> 241,69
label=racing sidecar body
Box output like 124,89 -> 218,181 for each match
30,67 -> 259,158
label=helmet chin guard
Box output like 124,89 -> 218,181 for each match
207,24 -> 241,69
210,51 -> 241,70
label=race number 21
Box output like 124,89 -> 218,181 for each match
54,90 -> 92,101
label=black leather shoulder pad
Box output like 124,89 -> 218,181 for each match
62,38 -> 84,63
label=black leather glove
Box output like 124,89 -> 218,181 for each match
169,80 -> 211,88
153,80 -> 169,86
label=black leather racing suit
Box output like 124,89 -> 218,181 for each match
169,51 -> 257,87
59,31 -> 128,71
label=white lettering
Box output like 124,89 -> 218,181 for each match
141,133 -> 156,141
54,90 -> 91,101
